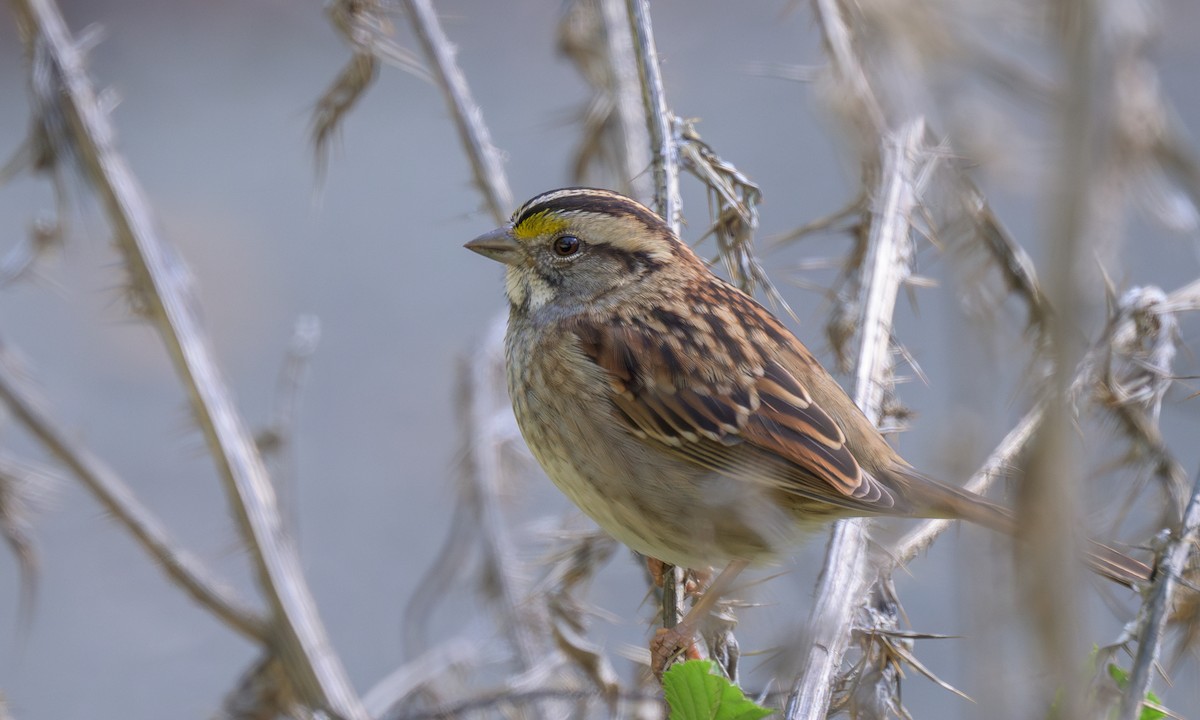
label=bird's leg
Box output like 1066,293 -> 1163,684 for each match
645,556 -> 668,587
645,557 -> 712,596
650,559 -> 749,679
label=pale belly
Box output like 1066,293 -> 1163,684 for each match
505,322 -> 804,568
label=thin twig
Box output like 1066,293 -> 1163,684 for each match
1118,468 -> 1200,720
8,2 -> 364,715
401,0 -> 513,221
0,345 -> 268,642
786,117 -> 925,720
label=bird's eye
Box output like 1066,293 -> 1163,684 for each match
552,235 -> 581,257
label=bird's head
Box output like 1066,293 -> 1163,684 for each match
465,188 -> 700,314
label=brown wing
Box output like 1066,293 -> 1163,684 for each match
572,318 -> 902,514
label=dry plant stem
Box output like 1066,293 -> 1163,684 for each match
626,0 -> 681,237
402,0 -> 513,220
1117,469 -> 1200,720
0,351 -> 268,642
624,0 -> 688,634
8,2 -> 365,716
786,117 -> 924,720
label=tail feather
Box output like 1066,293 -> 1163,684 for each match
887,466 -> 1151,588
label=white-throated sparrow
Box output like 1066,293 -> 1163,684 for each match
466,187 -> 1148,667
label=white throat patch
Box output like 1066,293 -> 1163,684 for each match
505,266 -> 555,312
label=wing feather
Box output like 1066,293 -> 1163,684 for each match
573,318 -> 899,512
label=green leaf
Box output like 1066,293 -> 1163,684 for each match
1106,663 -> 1168,720
662,659 -> 773,720
1107,662 -> 1130,688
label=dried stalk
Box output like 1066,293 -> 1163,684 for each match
401,0 -> 513,221
626,0 -> 681,237
8,1 -> 363,715
316,0 -> 429,173
786,116 -> 925,720
0,346 -> 268,642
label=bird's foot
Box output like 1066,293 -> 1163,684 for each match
650,622 -> 702,679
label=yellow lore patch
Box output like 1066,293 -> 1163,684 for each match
512,211 -> 569,241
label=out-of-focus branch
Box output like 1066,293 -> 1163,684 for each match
219,654 -> 299,720
0,345 -> 268,643
0,451 -> 53,629
558,0 -> 652,198
1019,3 -> 1099,716
596,0 -> 652,198
257,316 -> 322,530
257,315 -> 322,459
364,639 -> 477,718
387,688 -> 664,720
8,2 -> 364,716
394,4 -> 557,702
943,148 -> 1050,331
894,274 -> 1195,569
1118,468 -> 1200,720
542,529 -> 620,699
786,117 -> 924,720
401,0 -> 513,221
456,315 -> 547,677
812,0 -> 884,140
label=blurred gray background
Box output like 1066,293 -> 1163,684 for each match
2,1 -> 1200,718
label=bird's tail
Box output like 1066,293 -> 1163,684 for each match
888,466 -> 1151,588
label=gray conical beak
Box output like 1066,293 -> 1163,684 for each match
464,226 -> 521,266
